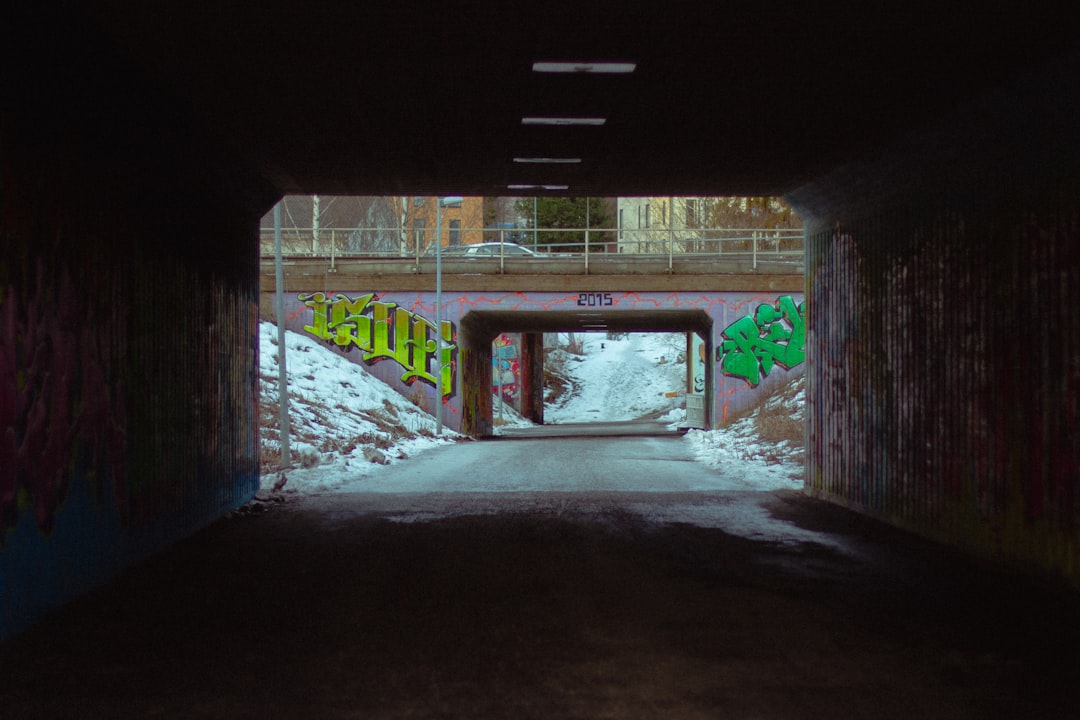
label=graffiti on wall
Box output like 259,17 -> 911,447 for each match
493,335 -> 519,402
719,295 -> 805,386
1,262 -> 129,541
299,292 -> 456,398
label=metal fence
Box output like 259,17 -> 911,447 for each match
259,226 -> 804,272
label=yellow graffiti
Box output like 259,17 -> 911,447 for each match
299,293 -> 455,397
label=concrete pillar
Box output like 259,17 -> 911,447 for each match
518,332 -> 545,425
460,329 -> 494,437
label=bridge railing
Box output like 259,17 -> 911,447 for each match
259,226 -> 804,273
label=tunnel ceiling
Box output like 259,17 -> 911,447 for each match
84,1 -> 1077,199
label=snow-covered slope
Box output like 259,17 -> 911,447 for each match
258,322 -> 460,495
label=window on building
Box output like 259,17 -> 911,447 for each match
449,219 -> 461,246
644,203 -> 651,229
618,209 -> 624,239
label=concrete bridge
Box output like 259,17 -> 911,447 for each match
261,257 -> 805,435
3,0 -> 1080,647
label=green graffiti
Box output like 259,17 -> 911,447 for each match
720,295 -> 805,386
299,292 -> 456,397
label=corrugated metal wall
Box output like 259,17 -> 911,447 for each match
1,217 -> 263,641
1,24 -> 269,639
792,52 -> 1080,583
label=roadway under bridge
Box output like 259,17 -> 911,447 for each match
3,0 -> 1080,665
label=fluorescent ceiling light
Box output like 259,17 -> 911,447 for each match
507,184 -> 570,191
513,157 -> 582,164
522,116 -> 606,126
533,61 -> 636,74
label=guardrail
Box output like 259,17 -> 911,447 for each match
260,226 -> 804,273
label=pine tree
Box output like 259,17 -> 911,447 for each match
513,197 -> 613,252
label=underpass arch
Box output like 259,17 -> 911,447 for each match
459,308 -> 713,437
3,0 -> 1080,646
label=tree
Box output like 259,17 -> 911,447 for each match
702,196 -> 801,230
616,196 -> 802,254
345,196 -> 398,254
513,197 -> 613,253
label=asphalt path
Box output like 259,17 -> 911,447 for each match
498,419 -> 682,438
3,432 -> 1078,718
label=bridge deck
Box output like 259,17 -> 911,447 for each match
261,256 -> 804,292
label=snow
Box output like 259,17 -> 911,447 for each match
257,322 -> 462,496
536,331 -> 803,492
256,321 -> 806,508
542,333 -> 687,425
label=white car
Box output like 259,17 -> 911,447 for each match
460,242 -> 539,256
429,242 -> 540,257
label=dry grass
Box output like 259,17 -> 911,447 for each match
542,349 -> 573,404
729,375 -> 805,449
754,412 -> 804,447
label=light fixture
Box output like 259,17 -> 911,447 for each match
508,184 -> 570,191
532,61 -> 636,74
521,116 -> 606,126
513,157 -> 582,164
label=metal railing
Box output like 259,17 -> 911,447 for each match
258,226 -> 804,272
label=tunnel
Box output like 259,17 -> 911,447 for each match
2,0 -> 1080,648
459,309 -> 713,436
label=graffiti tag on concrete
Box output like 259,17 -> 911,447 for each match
299,292 -> 455,397
719,295 -> 805,386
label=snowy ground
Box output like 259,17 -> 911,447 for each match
256,323 -> 804,499
257,322 -> 462,496
542,333 -> 688,425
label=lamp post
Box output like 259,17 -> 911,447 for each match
273,201 -> 291,470
434,196 -> 463,435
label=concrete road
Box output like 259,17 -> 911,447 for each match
2,434 -> 1078,719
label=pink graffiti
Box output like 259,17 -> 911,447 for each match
1,259 -> 128,540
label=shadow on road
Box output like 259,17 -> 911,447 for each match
2,490 -> 1078,718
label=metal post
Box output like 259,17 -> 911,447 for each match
273,202 -> 291,470
584,197 -> 590,273
329,226 -> 336,272
668,196 -> 674,271
415,199 -> 422,267
312,194 -> 320,255
533,196 -> 538,252
435,200 -> 443,436
401,197 -> 409,257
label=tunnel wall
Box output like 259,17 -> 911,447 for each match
275,289 -> 805,434
1,13 -> 272,640
789,52 -> 1080,584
